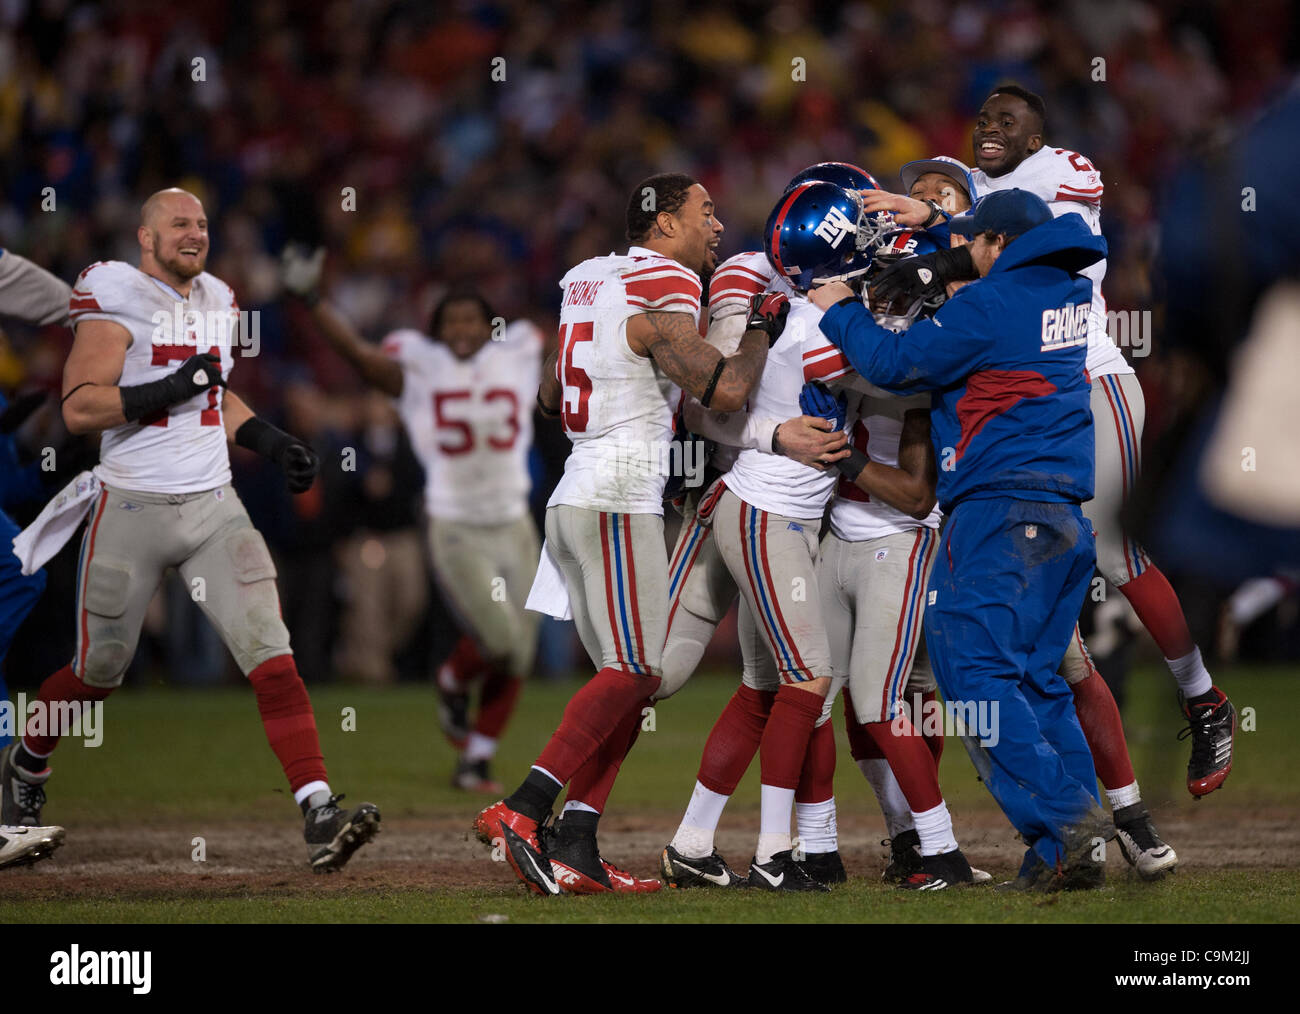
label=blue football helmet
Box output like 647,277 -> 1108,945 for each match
865,227 -> 947,331
763,181 -> 874,293
785,162 -> 893,253
786,161 -> 880,195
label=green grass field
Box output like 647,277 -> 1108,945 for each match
1,662 -> 1297,923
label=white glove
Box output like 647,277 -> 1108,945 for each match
280,245 -> 325,304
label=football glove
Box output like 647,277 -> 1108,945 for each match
870,245 -> 977,307
746,291 -> 791,346
281,244 -> 326,305
798,380 -> 847,432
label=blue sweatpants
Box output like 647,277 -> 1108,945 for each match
924,495 -> 1099,866
0,509 -> 47,748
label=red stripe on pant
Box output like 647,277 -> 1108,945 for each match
622,515 -> 646,670
599,513 -> 630,669
879,531 -> 925,717
756,509 -> 810,678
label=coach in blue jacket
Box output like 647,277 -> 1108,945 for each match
811,189 -> 1111,888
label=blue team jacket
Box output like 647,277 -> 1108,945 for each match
819,213 -> 1104,512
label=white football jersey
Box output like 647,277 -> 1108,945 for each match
829,391 -> 941,542
699,251 -> 796,473
70,260 -> 237,494
723,296 -> 856,520
547,247 -> 702,515
384,320 -> 542,525
973,146 -> 1132,379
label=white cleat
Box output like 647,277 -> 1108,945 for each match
1114,802 -> 1178,881
0,824 -> 65,870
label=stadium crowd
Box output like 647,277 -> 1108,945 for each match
1,0 -> 1297,689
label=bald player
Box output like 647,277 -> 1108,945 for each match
0,189 -> 381,873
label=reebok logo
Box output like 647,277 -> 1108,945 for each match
49,946 -> 151,994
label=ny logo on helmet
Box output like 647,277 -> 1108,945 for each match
813,206 -> 855,248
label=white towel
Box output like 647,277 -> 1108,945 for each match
525,539 -> 572,620
12,471 -> 101,576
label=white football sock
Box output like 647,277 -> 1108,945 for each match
795,797 -> 837,854
561,799 -> 599,816
1167,646 -> 1213,699
463,732 -> 497,763
295,781 -> 331,808
857,758 -> 913,838
912,801 -> 958,857
756,784 -> 795,864
670,781 -> 731,858
1106,780 -> 1142,810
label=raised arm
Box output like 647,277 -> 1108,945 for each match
309,300 -> 404,398
281,245 -> 403,397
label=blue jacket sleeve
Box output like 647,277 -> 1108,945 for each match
818,294 -> 994,393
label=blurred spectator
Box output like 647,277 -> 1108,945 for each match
332,391 -> 427,684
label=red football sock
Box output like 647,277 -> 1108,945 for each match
795,718 -> 836,804
474,668 -> 521,739
843,688 -> 882,762
565,695 -> 650,813
759,685 -> 824,790
697,684 -> 774,796
248,655 -> 328,793
1118,566 -> 1195,660
535,667 -> 659,786
861,716 -> 942,812
914,689 -> 944,766
1070,670 -> 1136,791
439,635 -> 489,691
21,664 -> 114,759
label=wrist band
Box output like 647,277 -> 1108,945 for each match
771,425 -> 782,454
834,446 -> 869,482
699,357 -> 727,409
536,391 -> 561,418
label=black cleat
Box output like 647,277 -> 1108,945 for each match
1178,687 -> 1235,797
880,828 -> 924,884
1114,802 -> 1178,881
800,849 -> 847,886
303,793 -> 381,874
748,850 -> 830,893
898,847 -> 974,891
0,745 -> 48,828
660,844 -> 748,888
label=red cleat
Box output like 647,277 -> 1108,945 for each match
544,821 -> 662,894
473,800 -> 560,896
1179,687 -> 1236,797
601,858 -> 662,893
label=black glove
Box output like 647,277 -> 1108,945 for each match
0,390 -> 47,433
235,417 -> 320,494
120,353 -> 225,423
746,291 -> 791,346
870,246 -> 978,307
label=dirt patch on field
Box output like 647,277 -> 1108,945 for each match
1,807 -> 1295,901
